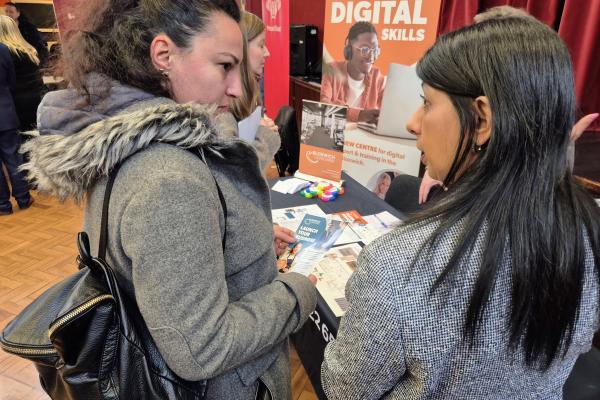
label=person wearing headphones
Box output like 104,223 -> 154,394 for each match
320,21 -> 386,124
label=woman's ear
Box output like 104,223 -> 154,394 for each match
473,96 -> 492,146
150,34 -> 175,72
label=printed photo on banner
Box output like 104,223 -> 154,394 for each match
296,100 -> 347,183
320,0 -> 442,189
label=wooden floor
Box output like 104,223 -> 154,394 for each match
0,162 -> 317,399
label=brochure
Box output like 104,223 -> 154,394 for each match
277,214 -> 348,276
353,211 -> 402,245
313,243 -> 363,317
334,209 -> 368,225
330,210 -> 366,246
237,106 -> 262,143
271,204 -> 326,226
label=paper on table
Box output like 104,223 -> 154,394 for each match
332,210 -> 366,246
352,211 -> 402,245
238,106 -> 262,143
271,180 -> 291,194
271,178 -> 311,194
272,204 -> 326,225
314,243 -> 363,317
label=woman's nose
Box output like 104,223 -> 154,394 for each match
227,72 -> 243,98
406,108 -> 422,137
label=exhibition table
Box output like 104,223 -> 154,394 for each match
269,173 -> 405,399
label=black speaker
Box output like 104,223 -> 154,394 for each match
290,24 -> 319,76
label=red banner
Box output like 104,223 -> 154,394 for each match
261,0 -> 289,118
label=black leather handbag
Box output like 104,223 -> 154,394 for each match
0,159 -> 217,399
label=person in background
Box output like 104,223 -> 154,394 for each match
228,10 -> 296,255
321,21 -> 385,124
0,16 -> 44,131
228,11 -> 279,173
234,10 -> 277,135
20,0 -> 316,398
321,16 -> 600,399
239,10 -> 270,107
3,2 -> 47,66
0,41 -> 33,215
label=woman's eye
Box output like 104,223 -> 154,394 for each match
220,63 -> 233,71
420,95 -> 430,110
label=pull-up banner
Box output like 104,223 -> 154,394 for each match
320,0 -> 441,199
262,0 -> 289,118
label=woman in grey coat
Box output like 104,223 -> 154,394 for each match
21,1 -> 316,399
321,17 -> 600,399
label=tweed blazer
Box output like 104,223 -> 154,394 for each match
321,220 -> 599,399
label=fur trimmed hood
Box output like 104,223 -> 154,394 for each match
22,77 -> 244,202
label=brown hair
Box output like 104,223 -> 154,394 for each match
57,0 -> 240,99
230,11 -> 264,120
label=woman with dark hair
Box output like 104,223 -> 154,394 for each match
20,0 -> 316,398
321,17 -> 600,398
320,21 -> 385,123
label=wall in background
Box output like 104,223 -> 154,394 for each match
290,0 -> 325,46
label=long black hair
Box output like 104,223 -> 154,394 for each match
410,17 -> 600,368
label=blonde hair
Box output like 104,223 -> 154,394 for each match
0,15 -> 39,65
240,10 -> 265,43
230,11 -> 264,120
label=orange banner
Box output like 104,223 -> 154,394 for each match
323,0 -> 441,74
319,0 -> 442,194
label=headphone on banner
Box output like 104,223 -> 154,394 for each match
343,35 -> 353,60
343,33 -> 380,60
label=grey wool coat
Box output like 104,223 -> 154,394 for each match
22,77 -> 317,399
321,220 -> 599,399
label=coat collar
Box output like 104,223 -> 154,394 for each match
22,76 -> 250,202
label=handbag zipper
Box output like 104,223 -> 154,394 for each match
48,294 -> 115,337
1,294 -> 115,357
0,342 -> 57,356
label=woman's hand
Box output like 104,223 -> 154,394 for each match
273,225 -> 295,257
419,170 -> 443,204
261,116 -> 279,135
571,113 -> 599,142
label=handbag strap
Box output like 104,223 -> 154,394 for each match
98,148 -> 228,259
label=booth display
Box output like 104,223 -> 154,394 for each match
319,0 -> 443,195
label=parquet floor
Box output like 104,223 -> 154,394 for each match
0,161 -> 317,400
